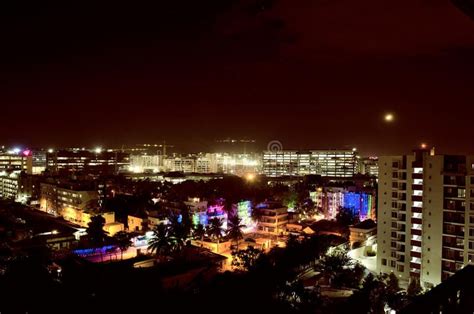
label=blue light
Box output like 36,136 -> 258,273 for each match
343,192 -> 369,218
73,245 -> 116,256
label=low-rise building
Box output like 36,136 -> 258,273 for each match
128,215 -> 146,232
104,222 -> 125,236
255,203 -> 289,236
40,182 -> 100,216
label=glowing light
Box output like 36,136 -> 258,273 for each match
94,147 -> 102,154
22,150 -> 31,156
352,147 -> 357,152
48,148 -> 54,153
246,173 -> 256,181
421,143 -> 427,149
384,113 -> 394,122
12,147 -> 21,154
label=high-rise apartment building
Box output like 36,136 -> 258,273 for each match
263,150 -> 358,177
377,148 -> 474,288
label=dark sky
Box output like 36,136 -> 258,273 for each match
1,0 -> 474,155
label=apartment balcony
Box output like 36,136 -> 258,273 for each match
411,239 -> 422,247
411,235 -> 422,242
410,257 -> 421,264
412,223 -> 422,231
412,229 -> 422,236
442,249 -> 464,262
397,247 -> 406,254
443,216 -> 465,225
412,212 -> 422,219
412,201 -> 423,209
411,251 -> 422,259
411,217 -> 422,225
396,236 -> 406,243
410,262 -> 421,270
442,226 -> 464,237
410,268 -> 421,277
442,242 -> 464,251
412,173 -> 423,179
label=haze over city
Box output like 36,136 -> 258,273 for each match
2,0 -> 474,155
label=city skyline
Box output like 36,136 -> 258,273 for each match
2,1 -> 474,155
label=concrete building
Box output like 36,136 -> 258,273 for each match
0,174 -> 19,199
0,172 -> 41,203
263,149 -> 358,177
377,148 -> 474,289
40,182 -> 100,217
47,149 -> 130,175
128,215 -> 146,232
255,204 -> 289,236
0,150 -> 33,174
359,156 -> 379,177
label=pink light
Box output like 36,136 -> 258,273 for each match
23,150 -> 31,156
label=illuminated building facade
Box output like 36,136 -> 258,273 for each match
0,174 -> 19,200
0,172 -> 41,203
359,156 -> 379,177
310,187 -> 375,220
129,154 -> 162,173
377,148 -> 474,288
40,182 -> 100,216
255,203 -> 289,236
263,150 -> 357,177
231,200 -> 255,232
0,150 -> 33,174
47,149 -> 130,175
129,152 -> 260,176
193,203 -> 228,229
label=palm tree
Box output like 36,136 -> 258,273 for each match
194,223 -> 206,242
148,224 -> 173,260
168,213 -> 189,254
86,215 -> 108,262
227,215 -> 246,250
207,217 -> 224,253
113,231 -> 132,260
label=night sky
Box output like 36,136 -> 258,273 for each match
1,0 -> 474,155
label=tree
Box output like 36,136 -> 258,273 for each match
276,280 -> 324,313
148,224 -> 173,259
407,277 -> 423,297
227,215 -> 245,250
86,215 -> 108,247
193,223 -> 206,242
113,231 -> 132,260
86,215 -> 108,262
207,217 -> 224,242
207,217 -> 224,253
231,246 -> 263,271
316,247 -> 353,287
168,213 -> 187,253
336,207 -> 359,226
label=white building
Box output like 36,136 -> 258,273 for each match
377,148 -> 474,289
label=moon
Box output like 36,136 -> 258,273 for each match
384,113 -> 394,122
